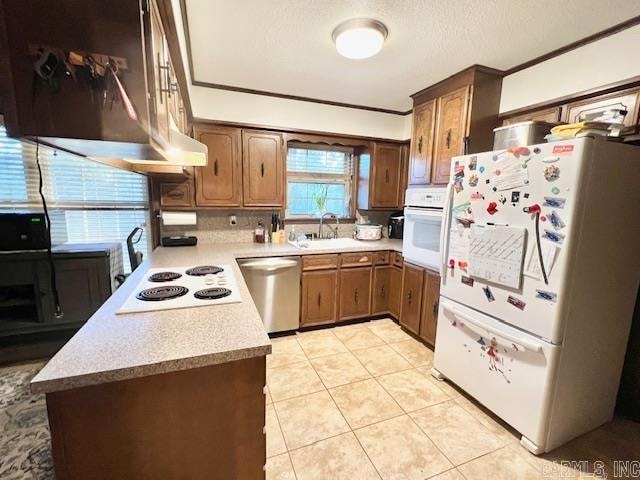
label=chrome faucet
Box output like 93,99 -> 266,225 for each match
319,212 -> 340,239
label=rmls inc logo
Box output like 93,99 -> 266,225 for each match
542,460 -> 640,478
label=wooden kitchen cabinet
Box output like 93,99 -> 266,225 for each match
399,263 -> 424,335
409,66 -> 502,185
339,267 -> 372,321
563,88 -> 640,127
159,181 -> 194,208
419,270 -> 440,346
388,265 -> 402,318
502,107 -> 562,125
372,266 -> 390,315
194,125 -> 243,207
242,130 -> 285,207
301,270 -> 338,326
371,142 -> 404,208
408,100 -> 436,185
432,86 -> 470,184
357,142 -> 406,210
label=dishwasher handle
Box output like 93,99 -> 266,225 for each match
239,258 -> 299,271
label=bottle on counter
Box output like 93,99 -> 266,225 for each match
288,225 -> 296,242
255,221 -> 265,243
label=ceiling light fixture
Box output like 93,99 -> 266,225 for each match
332,18 -> 388,60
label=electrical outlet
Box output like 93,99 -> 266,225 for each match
229,215 -> 237,226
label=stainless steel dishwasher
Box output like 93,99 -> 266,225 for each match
237,256 -> 300,333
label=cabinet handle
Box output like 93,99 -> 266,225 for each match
446,129 -> 452,149
407,289 -> 413,304
385,169 -> 389,183
380,285 -> 385,298
418,135 -> 423,154
317,292 -> 321,307
354,288 -> 358,304
433,300 -> 439,317
261,163 -> 265,177
214,158 -> 218,176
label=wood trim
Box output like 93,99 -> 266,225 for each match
499,76 -> 640,119
155,0 -> 193,125
193,117 -> 410,144
410,65 -> 504,101
504,16 -> 640,76
179,0 -> 410,117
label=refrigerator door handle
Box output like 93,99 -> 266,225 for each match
444,303 -> 543,353
439,182 -> 454,277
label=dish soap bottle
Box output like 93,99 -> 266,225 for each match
288,225 -> 296,242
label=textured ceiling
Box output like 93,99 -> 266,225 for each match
184,0 -> 640,112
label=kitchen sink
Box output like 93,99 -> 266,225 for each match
288,238 -> 366,251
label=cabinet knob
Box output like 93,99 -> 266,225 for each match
407,289 -> 413,304
354,288 -> 358,304
446,129 -> 452,149
214,158 -> 218,176
260,163 -> 265,177
317,292 -> 321,307
380,285 -> 385,297
418,135 -> 423,154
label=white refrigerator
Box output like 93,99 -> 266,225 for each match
431,136 -> 640,454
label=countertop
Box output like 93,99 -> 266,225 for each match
31,238 -> 402,394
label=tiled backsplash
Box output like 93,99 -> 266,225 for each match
160,210 -> 397,244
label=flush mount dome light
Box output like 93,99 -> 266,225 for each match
332,18 -> 388,59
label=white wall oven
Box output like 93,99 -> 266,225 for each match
402,187 -> 449,270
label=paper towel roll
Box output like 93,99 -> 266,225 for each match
161,211 -> 197,226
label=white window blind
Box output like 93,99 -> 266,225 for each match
0,119 -> 150,272
286,144 -> 354,218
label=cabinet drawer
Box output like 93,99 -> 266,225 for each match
392,251 -> 404,268
302,254 -> 339,271
340,252 -> 373,268
373,251 -> 390,265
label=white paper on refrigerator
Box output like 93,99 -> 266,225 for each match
469,224 -> 526,289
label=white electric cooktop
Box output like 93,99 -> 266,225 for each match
117,264 -> 242,314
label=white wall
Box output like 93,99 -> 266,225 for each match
500,25 -> 640,113
191,86 -> 409,140
171,0 -> 409,140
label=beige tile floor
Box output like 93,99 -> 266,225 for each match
264,318 -> 640,480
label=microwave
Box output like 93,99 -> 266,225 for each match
0,212 -> 48,251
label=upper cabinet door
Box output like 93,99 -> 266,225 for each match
408,99 -> 436,185
194,126 -> 243,207
149,1 -> 169,141
370,142 -> 403,208
432,86 -> 470,185
242,130 -> 285,207
502,107 -> 562,126
564,88 -> 640,127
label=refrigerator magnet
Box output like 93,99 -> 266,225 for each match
543,230 -> 565,244
486,202 -> 499,215
543,196 -> 566,208
507,295 -> 526,310
479,166 -> 486,173
549,211 -> 565,230
468,174 -> 478,187
536,290 -> 558,303
461,275 -> 474,286
469,156 -> 478,170
511,191 -> 520,203
454,178 -> 464,193
543,165 -> 560,181
482,285 -> 495,302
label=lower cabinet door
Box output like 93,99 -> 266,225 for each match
372,266 -> 390,315
339,267 -> 372,321
301,270 -> 338,326
388,267 -> 402,319
419,270 -> 440,346
400,263 -> 424,335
